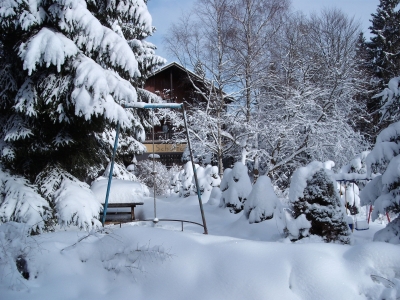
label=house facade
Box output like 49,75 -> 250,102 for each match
138,62 -> 203,167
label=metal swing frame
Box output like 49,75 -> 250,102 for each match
101,102 -> 208,234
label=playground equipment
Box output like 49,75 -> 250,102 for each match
102,102 -> 208,234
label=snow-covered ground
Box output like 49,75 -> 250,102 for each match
1,194 -> 399,300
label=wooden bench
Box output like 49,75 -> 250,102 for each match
101,202 -> 144,223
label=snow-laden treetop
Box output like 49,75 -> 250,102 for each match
0,0 -> 156,127
289,161 -> 336,203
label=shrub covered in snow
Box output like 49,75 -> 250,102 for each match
135,160 -> 170,196
191,166 -> 207,195
219,162 -> 252,213
206,165 -> 222,188
0,222 -> 38,288
191,165 -> 221,195
178,161 -> 200,197
207,187 -> 222,205
287,162 -> 351,244
169,163 -> 221,198
170,167 -> 183,195
244,176 -> 280,223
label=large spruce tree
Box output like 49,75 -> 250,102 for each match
0,0 -> 164,230
367,0 -> 400,93
360,76 -> 400,244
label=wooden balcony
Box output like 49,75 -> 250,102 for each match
145,132 -> 175,141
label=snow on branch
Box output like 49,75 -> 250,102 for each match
54,177 -> 102,231
36,164 -> 102,231
375,77 -> 400,121
107,71 -> 138,105
0,0 -> 45,30
53,130 -> 74,146
360,176 -> 383,207
0,165 -> 50,232
3,115 -> 33,141
35,163 -> 71,201
13,78 -> 38,117
116,0 -> 152,33
137,88 -> 162,103
129,39 -> 166,81
289,161 -> 334,203
19,27 -> 78,75
71,54 -> 137,126
244,175 -> 279,224
54,0 -> 140,78
366,142 -> 400,176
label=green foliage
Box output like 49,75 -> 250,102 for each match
367,0 -> 400,90
292,169 -> 351,244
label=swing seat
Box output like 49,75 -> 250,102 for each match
355,220 -> 369,231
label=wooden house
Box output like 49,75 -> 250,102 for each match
138,62 -> 205,166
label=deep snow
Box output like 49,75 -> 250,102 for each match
1,193 -> 399,300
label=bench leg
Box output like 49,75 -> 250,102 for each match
131,206 -> 135,221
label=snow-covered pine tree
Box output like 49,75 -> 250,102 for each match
179,161 -> 199,198
244,175 -> 280,224
167,164 -> 182,194
366,0 -> 400,93
88,0 -> 165,167
354,32 -> 376,141
287,162 -> 351,244
191,166 -> 207,195
219,162 -> 252,213
360,119 -> 400,244
170,167 -> 183,195
0,0 -> 164,230
191,165 -> 221,196
205,165 -> 221,188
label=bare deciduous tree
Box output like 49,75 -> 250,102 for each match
165,0 -> 238,177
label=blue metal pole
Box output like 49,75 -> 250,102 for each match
123,103 -> 183,109
102,121 -> 120,227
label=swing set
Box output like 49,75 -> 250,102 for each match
101,102 -> 208,234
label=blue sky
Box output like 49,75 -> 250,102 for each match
147,0 -> 380,63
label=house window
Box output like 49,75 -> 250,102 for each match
162,124 -> 169,133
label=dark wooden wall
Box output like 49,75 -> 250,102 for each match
144,65 -> 200,104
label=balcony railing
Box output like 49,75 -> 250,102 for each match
145,132 -> 174,141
